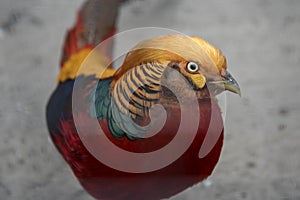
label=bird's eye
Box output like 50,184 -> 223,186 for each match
186,62 -> 199,73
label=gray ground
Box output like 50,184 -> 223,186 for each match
0,0 -> 300,199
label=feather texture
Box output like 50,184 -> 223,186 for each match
46,1 -> 239,199
113,35 -> 226,83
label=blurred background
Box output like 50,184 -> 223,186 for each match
0,0 -> 299,199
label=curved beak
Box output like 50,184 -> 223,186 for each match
223,71 -> 241,96
207,70 -> 241,96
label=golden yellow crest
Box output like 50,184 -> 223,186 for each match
113,35 -> 227,81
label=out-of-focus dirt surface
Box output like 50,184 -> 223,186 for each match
0,0 -> 299,199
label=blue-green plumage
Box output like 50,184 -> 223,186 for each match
91,78 -> 138,140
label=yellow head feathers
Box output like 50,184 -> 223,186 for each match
190,36 -> 227,70
114,35 -> 227,81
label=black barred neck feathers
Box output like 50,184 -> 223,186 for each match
112,62 -> 165,119
110,35 -> 228,119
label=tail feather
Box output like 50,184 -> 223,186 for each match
60,11 -> 87,68
60,0 -> 123,69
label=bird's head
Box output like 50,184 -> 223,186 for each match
111,35 -> 240,118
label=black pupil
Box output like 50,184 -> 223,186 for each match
189,63 -> 197,71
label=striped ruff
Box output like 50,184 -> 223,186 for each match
113,62 -> 165,118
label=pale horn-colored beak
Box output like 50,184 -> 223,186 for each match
223,71 -> 241,96
207,70 -> 241,96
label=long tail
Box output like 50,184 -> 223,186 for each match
60,0 -> 124,69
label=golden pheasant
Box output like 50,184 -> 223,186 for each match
46,0 -> 240,199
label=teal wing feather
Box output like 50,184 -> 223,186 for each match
90,78 -> 111,120
91,78 -> 148,140
91,78 -> 134,140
